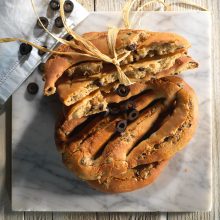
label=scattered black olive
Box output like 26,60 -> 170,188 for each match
154,144 -> 160,149
128,109 -> 139,121
37,17 -> 49,29
64,0 -> 74,13
38,63 -> 45,72
66,34 -> 73,41
116,120 -> 127,133
27,83 -> 39,95
19,43 -> 33,55
116,84 -> 130,97
109,103 -> 120,115
38,46 -> 47,56
164,136 -> 172,142
55,16 -> 64,28
124,100 -> 136,111
138,67 -> 145,71
126,43 -> 137,51
49,0 -> 60,10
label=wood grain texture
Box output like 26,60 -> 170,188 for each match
53,213 -> 97,220
0,106 -> 6,220
96,213 -> 163,220
0,0 -> 219,220
168,213 -> 211,220
24,212 -> 52,220
77,0 -> 95,11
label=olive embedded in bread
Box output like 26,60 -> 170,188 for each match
116,120 -> 127,133
127,109 -> 139,121
116,84 -> 130,97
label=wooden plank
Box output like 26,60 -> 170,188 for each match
77,0 -> 95,11
165,0 -> 209,11
53,213 -> 97,220
96,212 -> 163,220
95,0 -> 141,11
24,212 -> 52,220
168,213 -> 211,220
95,0 -> 127,11
0,105 -> 6,220
1,99 -> 24,220
4,212 -> 24,220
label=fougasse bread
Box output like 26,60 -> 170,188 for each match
56,76 -> 198,193
43,30 -> 192,96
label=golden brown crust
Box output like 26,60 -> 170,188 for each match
57,76 -> 198,193
44,30 -> 191,96
87,160 -> 169,193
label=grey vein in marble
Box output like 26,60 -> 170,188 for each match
12,12 -> 212,212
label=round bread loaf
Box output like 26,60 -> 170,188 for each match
56,76 -> 198,193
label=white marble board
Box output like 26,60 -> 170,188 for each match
12,12 -> 212,212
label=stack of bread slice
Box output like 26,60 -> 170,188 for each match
44,30 -> 198,119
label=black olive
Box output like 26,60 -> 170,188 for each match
138,67 -> 145,71
98,104 -> 104,111
94,79 -> 104,87
37,17 -> 49,29
64,0 -> 74,13
128,109 -> 139,121
108,103 -> 120,115
19,43 -> 32,55
38,63 -> 45,72
27,83 -> 39,95
49,0 -> 60,10
55,16 -> 64,28
124,100 -> 136,111
116,120 -> 127,133
164,136 -> 172,142
66,34 -> 73,41
116,84 -> 130,97
126,43 -> 137,51
38,46 -> 47,56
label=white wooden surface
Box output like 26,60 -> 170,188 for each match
0,0 -> 219,219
